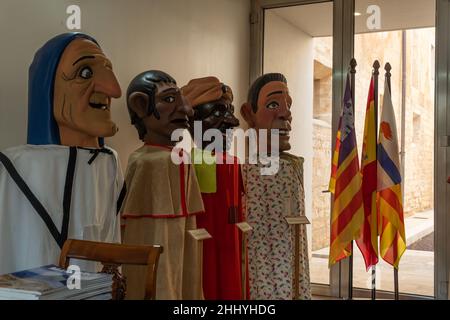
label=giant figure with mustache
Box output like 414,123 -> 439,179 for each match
240,73 -> 311,300
120,70 -> 205,300
0,33 -> 124,275
182,77 -> 245,300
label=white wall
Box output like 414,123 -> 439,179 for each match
0,0 -> 250,167
264,10 -> 314,248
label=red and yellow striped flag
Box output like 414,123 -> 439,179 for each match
377,81 -> 406,269
356,76 -> 379,270
329,74 -> 365,266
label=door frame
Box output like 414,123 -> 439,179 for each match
250,0 -> 354,299
435,0 -> 450,301
250,0 -> 448,299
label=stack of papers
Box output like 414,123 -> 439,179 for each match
0,265 -> 113,300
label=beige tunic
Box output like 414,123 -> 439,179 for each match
121,144 -> 205,300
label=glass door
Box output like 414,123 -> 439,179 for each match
351,0 -> 436,298
252,0 -> 450,299
264,1 -> 334,288
252,0 -> 351,298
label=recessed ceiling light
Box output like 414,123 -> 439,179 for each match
354,12 -> 362,16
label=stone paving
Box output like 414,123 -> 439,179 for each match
310,210 -> 434,297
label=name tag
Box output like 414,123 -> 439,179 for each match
188,229 -> 212,241
236,222 -> 253,233
285,216 -> 311,225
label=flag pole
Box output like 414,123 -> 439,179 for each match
372,60 -> 381,301
349,58 -> 357,300
384,62 -> 400,301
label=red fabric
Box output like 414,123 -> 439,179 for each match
196,153 -> 244,300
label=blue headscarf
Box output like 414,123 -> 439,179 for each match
27,33 -> 100,145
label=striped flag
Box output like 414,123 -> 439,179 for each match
377,81 -> 406,269
329,74 -> 365,266
356,77 -> 379,270
329,118 -> 341,194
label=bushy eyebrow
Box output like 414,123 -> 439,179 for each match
72,55 -> 95,66
266,91 -> 284,98
161,88 -> 179,94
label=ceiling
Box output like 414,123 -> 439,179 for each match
271,0 -> 435,38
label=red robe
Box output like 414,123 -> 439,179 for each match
195,152 -> 245,300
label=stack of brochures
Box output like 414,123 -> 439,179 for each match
0,265 -> 113,300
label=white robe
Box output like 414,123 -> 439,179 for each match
0,144 -> 123,275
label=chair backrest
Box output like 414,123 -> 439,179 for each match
59,239 -> 163,300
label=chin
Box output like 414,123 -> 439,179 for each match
280,143 -> 291,153
88,122 -> 118,138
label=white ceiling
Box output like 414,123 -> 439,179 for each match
271,0 -> 435,37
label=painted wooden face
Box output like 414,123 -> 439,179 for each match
190,95 -> 240,151
53,38 -> 122,145
253,81 -> 293,152
145,81 -> 194,145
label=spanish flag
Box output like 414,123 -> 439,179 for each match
356,76 -> 379,270
329,74 -> 365,266
377,80 -> 406,269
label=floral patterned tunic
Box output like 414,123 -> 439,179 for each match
242,153 -> 311,300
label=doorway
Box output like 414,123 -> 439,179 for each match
251,0 -> 446,299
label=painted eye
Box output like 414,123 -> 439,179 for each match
266,102 -> 279,109
164,96 -> 176,103
213,110 -> 221,117
79,67 -> 93,79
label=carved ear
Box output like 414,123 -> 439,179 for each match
240,102 -> 255,127
128,92 -> 149,118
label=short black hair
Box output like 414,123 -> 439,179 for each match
126,70 -> 177,140
247,73 -> 287,113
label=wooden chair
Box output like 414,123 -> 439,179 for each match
59,239 -> 163,300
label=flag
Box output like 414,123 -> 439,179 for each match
356,77 -> 379,270
329,74 -> 365,266
377,81 -> 406,269
328,119 -> 341,194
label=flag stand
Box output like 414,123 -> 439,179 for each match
384,62 -> 401,301
348,58 -> 357,300
394,268 -> 400,300
372,60 -> 381,300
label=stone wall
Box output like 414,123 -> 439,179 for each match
403,28 -> 435,214
312,120 -> 332,250
311,28 -> 435,250
311,38 -> 333,250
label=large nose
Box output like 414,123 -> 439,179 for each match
179,94 -> 194,117
278,96 -> 292,121
94,68 -> 122,99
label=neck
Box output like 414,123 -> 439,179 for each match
144,132 -> 176,147
59,126 -> 100,148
